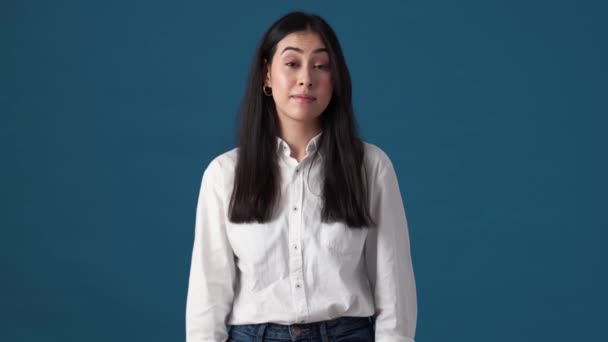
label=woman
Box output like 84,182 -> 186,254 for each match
186,11 -> 417,342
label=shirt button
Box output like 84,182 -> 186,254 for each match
293,206 -> 298,211
295,169 -> 300,173
295,284 -> 301,288
293,244 -> 298,250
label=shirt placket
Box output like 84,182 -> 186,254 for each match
289,162 -> 309,322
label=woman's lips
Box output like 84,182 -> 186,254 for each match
292,95 -> 316,103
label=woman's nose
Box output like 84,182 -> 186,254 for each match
298,69 -> 313,87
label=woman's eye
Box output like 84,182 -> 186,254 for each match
285,62 -> 328,69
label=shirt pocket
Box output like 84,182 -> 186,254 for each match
319,221 -> 368,257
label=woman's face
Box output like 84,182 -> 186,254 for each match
264,31 -> 333,127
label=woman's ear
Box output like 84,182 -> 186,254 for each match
263,58 -> 271,86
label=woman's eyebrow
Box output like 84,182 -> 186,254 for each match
281,46 -> 328,55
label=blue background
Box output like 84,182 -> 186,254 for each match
2,0 -> 606,341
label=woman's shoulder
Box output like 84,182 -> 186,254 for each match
210,147 -> 239,169
201,147 -> 239,180
362,140 -> 394,172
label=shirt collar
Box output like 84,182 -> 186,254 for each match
276,131 -> 323,157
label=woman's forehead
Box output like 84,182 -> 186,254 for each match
276,31 -> 327,53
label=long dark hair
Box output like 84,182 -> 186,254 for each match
228,11 -> 375,229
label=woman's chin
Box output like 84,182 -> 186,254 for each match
284,110 -> 322,122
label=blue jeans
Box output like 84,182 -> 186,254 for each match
227,316 -> 375,342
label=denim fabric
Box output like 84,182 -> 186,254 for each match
227,316 -> 375,342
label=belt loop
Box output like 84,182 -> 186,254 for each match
368,315 -> 376,333
319,321 -> 329,342
256,323 -> 268,342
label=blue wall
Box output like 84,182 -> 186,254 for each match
2,0 -> 606,341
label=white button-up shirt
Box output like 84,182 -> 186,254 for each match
186,132 -> 417,341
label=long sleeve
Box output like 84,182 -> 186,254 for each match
365,157 -> 418,342
186,159 -> 236,342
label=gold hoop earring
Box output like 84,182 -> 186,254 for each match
263,85 -> 272,96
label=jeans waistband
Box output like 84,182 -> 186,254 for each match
228,315 -> 375,340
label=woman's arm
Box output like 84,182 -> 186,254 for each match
186,159 -> 236,342
365,155 -> 418,342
